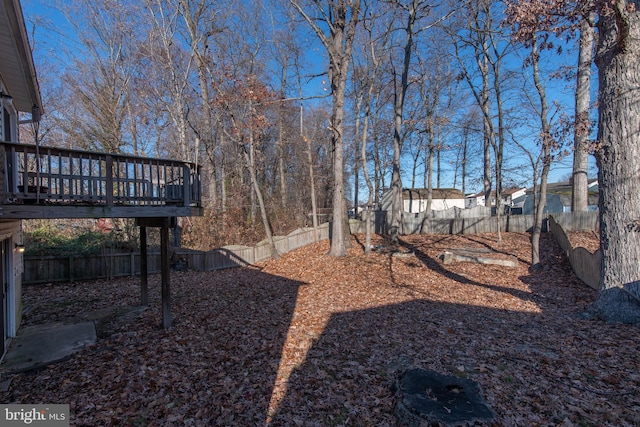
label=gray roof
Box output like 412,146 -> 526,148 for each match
402,188 -> 465,200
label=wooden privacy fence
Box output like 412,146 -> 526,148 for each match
548,214 -> 601,289
372,210 -> 599,235
23,224 -> 330,284
23,212 -> 600,284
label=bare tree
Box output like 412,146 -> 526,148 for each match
507,0 -> 640,322
351,2 -> 387,253
387,0 -> 419,244
572,7 -> 595,212
289,0 -> 361,256
507,1 -> 572,266
451,0 -> 513,242
219,76 -> 281,258
142,0 -> 195,161
179,0 -> 231,211
384,0 -> 457,243
58,0 -> 143,153
450,2 -> 493,207
529,35 -> 555,267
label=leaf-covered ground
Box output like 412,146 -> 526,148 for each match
568,231 -> 600,253
2,232 -> 638,426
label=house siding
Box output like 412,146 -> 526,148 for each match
0,220 -> 22,338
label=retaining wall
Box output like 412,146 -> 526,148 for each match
548,215 -> 600,289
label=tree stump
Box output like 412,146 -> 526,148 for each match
395,368 -> 495,426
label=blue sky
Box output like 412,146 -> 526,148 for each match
20,0 -> 598,194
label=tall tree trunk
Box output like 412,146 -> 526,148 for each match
305,134 -> 319,241
461,125 -> 469,195
220,133 -> 228,232
390,154 -> 404,242
278,98 -> 287,209
480,39 -> 493,207
572,13 -> 594,212
297,74 -> 318,240
420,142 -> 435,233
362,109 -> 374,254
426,143 -> 434,213
589,1 -> 640,323
490,35 -> 505,243
411,149 -> 420,189
277,60 -> 290,210
180,0 -> 215,201
289,0 -> 361,257
530,35 -> 552,267
245,133 -> 279,259
390,0 -> 418,244
436,134 -> 441,189
127,102 -> 139,155
360,19 -> 379,255
353,140 -> 359,218
249,133 -> 257,226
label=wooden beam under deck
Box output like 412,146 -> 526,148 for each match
0,204 -> 203,219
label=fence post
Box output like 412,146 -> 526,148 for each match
69,255 -> 74,283
130,253 -> 135,277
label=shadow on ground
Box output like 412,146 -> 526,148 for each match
1,268 -> 303,426
3,233 -> 639,426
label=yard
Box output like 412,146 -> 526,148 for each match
2,232 -> 639,426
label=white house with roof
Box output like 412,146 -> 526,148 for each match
512,180 -> 599,214
466,187 -> 527,209
381,188 -> 466,213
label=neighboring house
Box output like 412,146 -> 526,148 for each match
512,180 -> 599,214
465,192 -> 485,209
1,0 -> 203,359
381,188 -> 466,213
546,179 -> 599,212
465,187 -> 527,209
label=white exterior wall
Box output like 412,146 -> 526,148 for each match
0,220 -> 23,338
505,188 -> 527,205
465,196 -> 485,209
404,198 -> 466,212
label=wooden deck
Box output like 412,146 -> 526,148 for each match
1,142 -> 203,219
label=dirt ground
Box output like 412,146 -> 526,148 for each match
2,232 -> 638,426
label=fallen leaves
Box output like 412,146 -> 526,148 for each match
2,232 -> 638,426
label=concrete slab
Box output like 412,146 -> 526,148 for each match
1,322 -> 96,374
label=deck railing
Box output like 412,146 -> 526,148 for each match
1,142 -> 201,208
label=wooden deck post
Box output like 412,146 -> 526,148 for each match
140,225 -> 148,306
137,217 -> 174,328
182,164 -> 191,207
105,155 -> 113,206
160,219 -> 171,328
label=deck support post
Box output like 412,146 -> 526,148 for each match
140,226 -> 148,306
160,220 -> 171,328
137,217 -> 175,328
